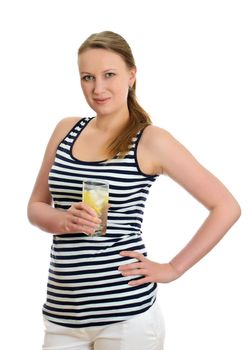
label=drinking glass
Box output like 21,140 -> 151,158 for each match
82,180 -> 109,236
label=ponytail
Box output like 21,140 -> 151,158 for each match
107,84 -> 152,158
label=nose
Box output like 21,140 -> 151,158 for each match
93,77 -> 106,95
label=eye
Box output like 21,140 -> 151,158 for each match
81,75 -> 94,81
105,72 -> 116,78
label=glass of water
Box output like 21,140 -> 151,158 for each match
82,180 -> 109,236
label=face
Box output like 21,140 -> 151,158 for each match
78,48 -> 136,117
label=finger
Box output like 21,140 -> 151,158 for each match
74,202 -> 98,217
70,207 -> 101,223
65,223 -> 95,235
128,277 -> 151,286
118,262 -> 144,271
121,268 -> 147,277
120,251 -> 146,261
69,205 -> 97,220
72,215 -> 101,227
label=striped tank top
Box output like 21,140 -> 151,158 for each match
43,117 -> 159,328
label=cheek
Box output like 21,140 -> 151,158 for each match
114,82 -> 129,100
81,84 -> 91,100
80,82 -> 87,93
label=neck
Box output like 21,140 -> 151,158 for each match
93,108 -> 130,134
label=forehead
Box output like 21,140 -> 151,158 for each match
78,48 -> 127,72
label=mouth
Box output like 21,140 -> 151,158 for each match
93,97 -> 111,105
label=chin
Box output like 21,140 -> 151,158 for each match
94,106 -> 117,117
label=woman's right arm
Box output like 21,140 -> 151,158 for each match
27,117 -> 101,235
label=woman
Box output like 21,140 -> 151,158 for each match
28,31 -> 241,350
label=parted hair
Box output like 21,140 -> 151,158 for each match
78,31 -> 152,158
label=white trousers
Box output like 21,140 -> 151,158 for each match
42,302 -> 165,350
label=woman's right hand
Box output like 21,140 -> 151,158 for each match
63,202 -> 101,235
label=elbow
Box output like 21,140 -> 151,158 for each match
222,196 -> 241,226
211,195 -> 241,228
232,199 -> 241,222
27,199 -> 40,226
27,201 -> 34,225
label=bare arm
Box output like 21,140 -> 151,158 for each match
119,126 -> 241,284
27,117 -> 101,235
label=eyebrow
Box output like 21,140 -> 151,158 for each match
80,69 -> 117,75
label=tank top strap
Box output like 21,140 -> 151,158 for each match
61,117 -> 93,151
122,126 -> 155,178
69,117 -> 93,139
128,126 -> 147,153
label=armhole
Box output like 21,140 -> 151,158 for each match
134,126 -> 159,178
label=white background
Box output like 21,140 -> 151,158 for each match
0,1 -> 247,349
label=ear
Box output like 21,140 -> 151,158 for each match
128,66 -> 137,88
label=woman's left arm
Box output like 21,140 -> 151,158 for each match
119,126 -> 241,286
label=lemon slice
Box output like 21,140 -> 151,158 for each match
84,190 -> 108,216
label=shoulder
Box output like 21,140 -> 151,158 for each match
137,125 -> 175,175
140,124 -> 178,152
142,124 -> 171,139
52,116 -> 82,139
139,124 -> 191,175
44,116 -> 82,158
47,116 -> 84,147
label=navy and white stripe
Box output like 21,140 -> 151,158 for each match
43,117 -> 159,328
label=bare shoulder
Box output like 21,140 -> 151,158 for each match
142,124 -> 175,145
138,125 -> 175,175
43,116 -> 82,164
139,124 -> 195,175
141,124 -> 180,158
52,116 -> 82,142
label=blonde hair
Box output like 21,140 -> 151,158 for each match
78,31 -> 152,158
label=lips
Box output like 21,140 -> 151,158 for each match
93,97 -> 111,104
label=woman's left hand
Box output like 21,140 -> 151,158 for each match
119,251 -> 181,286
